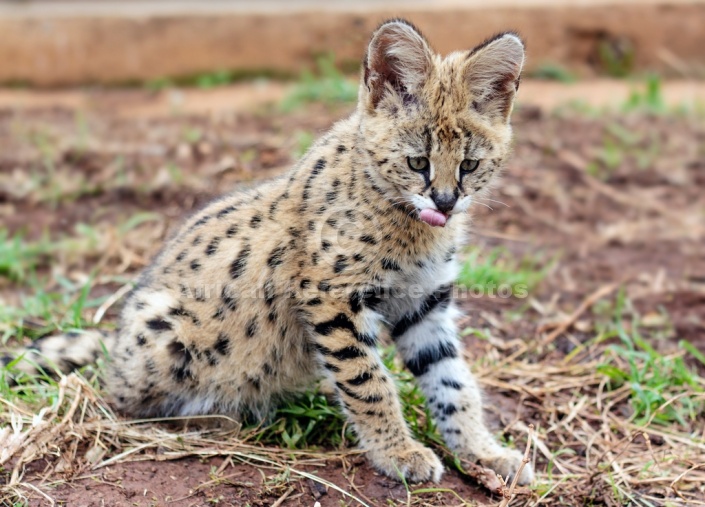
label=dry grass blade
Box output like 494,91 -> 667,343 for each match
538,281 -> 622,346
497,424 -> 534,507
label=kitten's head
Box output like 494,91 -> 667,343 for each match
357,19 -> 524,227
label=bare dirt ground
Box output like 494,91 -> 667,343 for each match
1,87 -> 704,506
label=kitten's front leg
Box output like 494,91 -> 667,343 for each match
307,294 -> 443,482
393,287 -> 534,485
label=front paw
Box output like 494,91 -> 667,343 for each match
368,441 -> 443,483
479,448 -> 534,485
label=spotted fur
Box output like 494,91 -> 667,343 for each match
3,20 -> 532,484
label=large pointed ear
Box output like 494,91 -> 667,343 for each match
464,33 -> 525,122
362,19 -> 433,110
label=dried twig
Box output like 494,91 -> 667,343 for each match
498,425 -> 534,507
538,282 -> 621,346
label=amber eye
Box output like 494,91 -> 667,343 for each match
407,156 -> 430,172
460,159 -> 480,174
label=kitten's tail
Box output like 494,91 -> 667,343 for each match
1,330 -> 115,378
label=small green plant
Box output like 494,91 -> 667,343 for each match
598,38 -> 635,78
623,76 -> 666,114
529,62 -> 577,83
293,130 -> 315,158
281,54 -> 357,111
251,389 -> 350,449
249,345 -> 442,451
0,230 -> 56,283
597,291 -> 705,426
457,247 -> 549,297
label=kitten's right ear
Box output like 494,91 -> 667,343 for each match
362,19 -> 433,110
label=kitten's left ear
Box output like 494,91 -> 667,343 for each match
464,33 -> 525,123
362,19 -> 434,111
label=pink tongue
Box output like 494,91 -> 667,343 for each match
419,208 -> 447,227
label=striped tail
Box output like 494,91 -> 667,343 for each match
1,329 -> 116,378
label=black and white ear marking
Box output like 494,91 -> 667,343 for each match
363,19 -> 433,110
464,32 -> 525,122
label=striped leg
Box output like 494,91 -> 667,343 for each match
393,297 -> 534,485
309,297 -> 443,482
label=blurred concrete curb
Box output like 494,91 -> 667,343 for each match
1,0 -> 704,86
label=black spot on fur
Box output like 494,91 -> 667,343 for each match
246,318 -> 258,338
349,287 -> 382,313
136,334 -> 147,346
213,306 -> 226,320
381,258 -> 401,271
205,237 -> 221,256
324,362 -> 341,372
217,205 -> 237,218
315,344 -> 366,361
229,245 -> 251,279
313,158 -> 326,174
337,145 -> 347,153
333,256 -> 348,274
321,240 -> 332,251
336,382 -> 382,403
221,287 -> 238,311
214,333 -> 231,355
192,216 -> 211,228
267,245 -> 286,268
175,250 -> 187,262
226,224 -> 239,237
167,340 -> 192,365
169,306 -> 201,326
348,371 -> 373,386
405,341 -> 458,377
146,318 -> 172,332
170,364 -> 192,383
360,234 -> 377,245
443,403 -> 458,416
314,314 -> 375,346
441,378 -> 464,390
263,280 -> 276,306
250,214 -> 263,228
391,284 -> 453,338
190,259 -> 201,271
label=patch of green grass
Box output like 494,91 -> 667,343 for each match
146,69 -> 294,91
250,389 -> 349,449
249,345 -> 440,451
586,119 -> 662,179
0,230 -> 56,283
280,54 -> 357,111
292,130 -> 315,158
457,247 -> 550,298
0,274 -> 106,344
623,75 -> 667,115
529,62 -> 577,83
597,291 -> 705,426
598,38 -> 635,78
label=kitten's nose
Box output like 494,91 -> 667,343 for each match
431,190 -> 458,214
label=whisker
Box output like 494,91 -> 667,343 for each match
477,197 -> 509,207
474,202 -> 493,211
